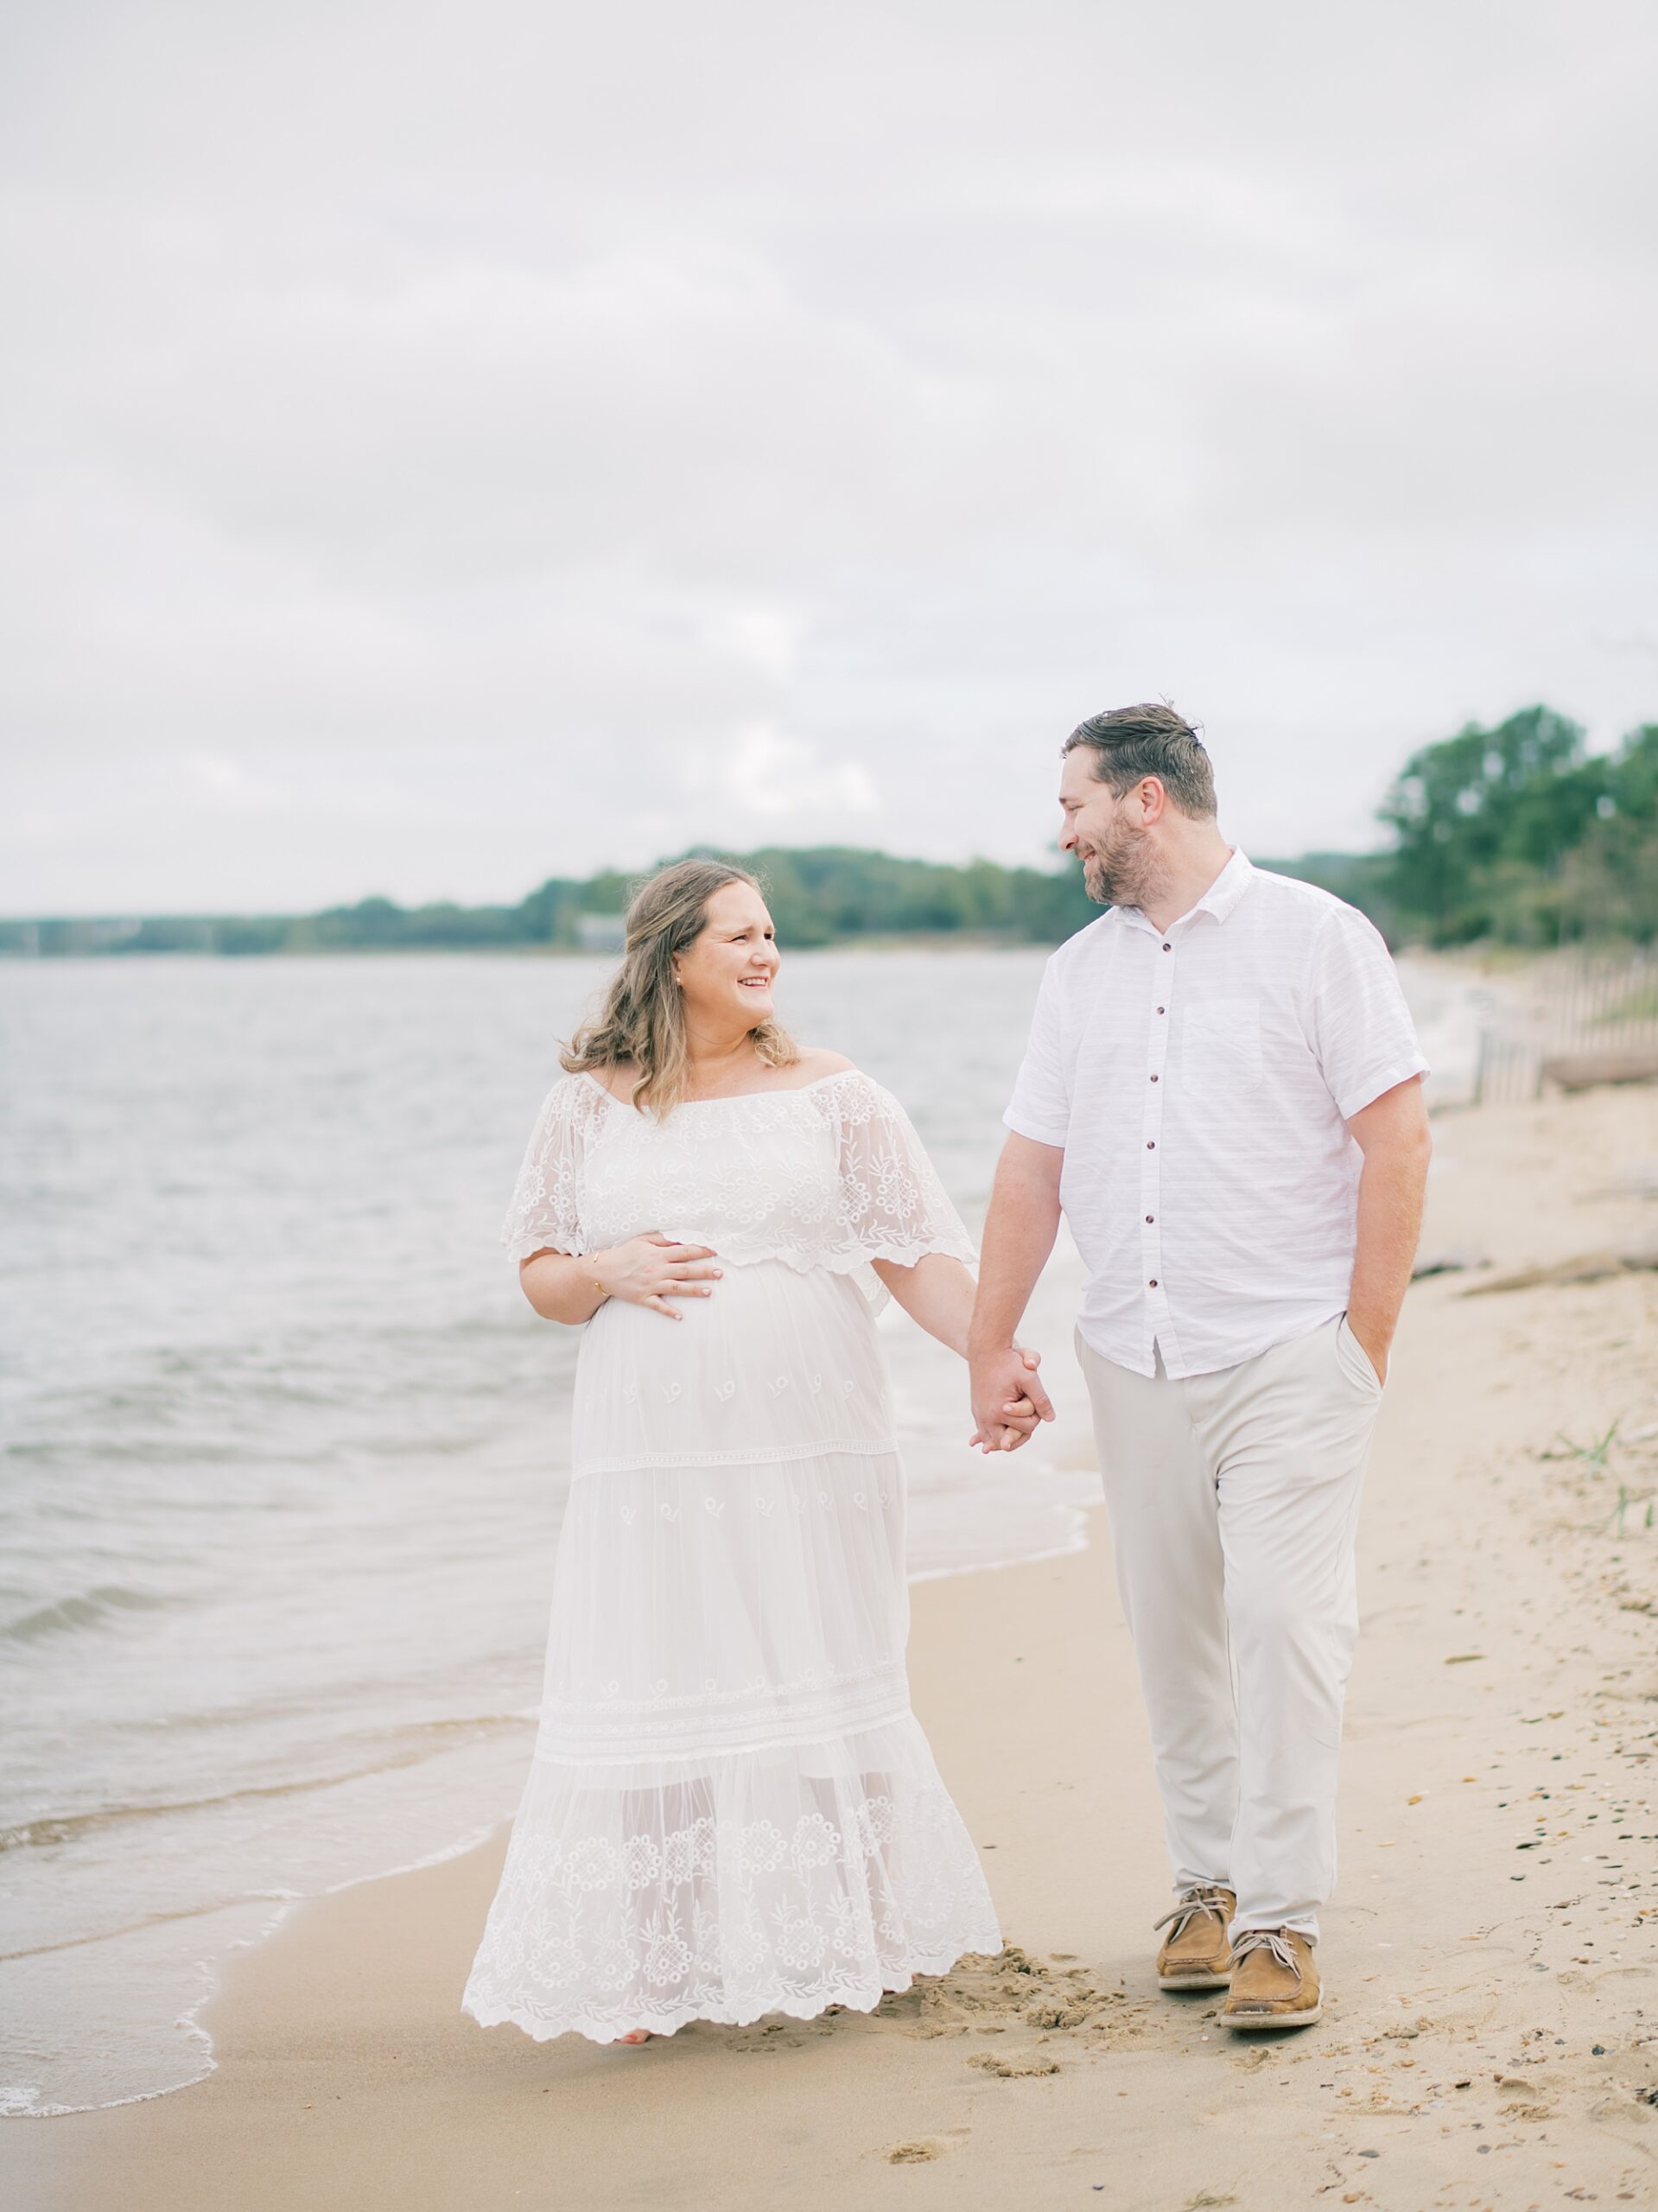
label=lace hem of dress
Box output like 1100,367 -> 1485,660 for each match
461,1768 -> 1002,2048
464,1940 -> 995,2046
502,1238 -> 972,1290
647,1235 -> 977,1276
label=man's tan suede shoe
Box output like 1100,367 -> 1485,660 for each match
1220,1928 -> 1322,2029
1153,1885 -> 1236,1991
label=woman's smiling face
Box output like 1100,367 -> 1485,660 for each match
674,879 -> 780,1029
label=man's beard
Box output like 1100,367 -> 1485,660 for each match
1083,820 -> 1166,912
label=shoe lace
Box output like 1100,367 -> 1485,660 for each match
1229,1928 -> 1304,1983
1153,1884 -> 1232,1942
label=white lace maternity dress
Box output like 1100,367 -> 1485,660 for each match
461,1069 -> 1001,2044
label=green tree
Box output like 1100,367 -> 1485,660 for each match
1562,723 -> 1658,942
1379,706 -> 1613,944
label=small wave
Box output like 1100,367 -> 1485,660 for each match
0,1584 -> 173,1646
0,1711 -> 536,1864
2,1889 -> 302,1963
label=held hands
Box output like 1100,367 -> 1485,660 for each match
594,1233 -> 721,1320
968,1344 -> 1056,1454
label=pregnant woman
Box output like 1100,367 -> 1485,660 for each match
463,860 -> 1036,2046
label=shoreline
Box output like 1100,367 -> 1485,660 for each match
7,1308 -> 1102,2128
0,935 -> 1062,961
8,1082 -> 1658,2209
18,1517 -> 1101,2127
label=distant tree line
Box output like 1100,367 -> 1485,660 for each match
3,704 -> 1651,957
0,848 -> 1104,957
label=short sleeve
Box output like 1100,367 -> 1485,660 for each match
813,1072 -> 976,1270
1306,906 -> 1431,1121
500,1077 -> 603,1262
1002,956 -> 1070,1146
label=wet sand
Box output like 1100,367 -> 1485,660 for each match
7,1083 -> 1658,2211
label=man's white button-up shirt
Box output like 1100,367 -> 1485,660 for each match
1003,850 -> 1429,1379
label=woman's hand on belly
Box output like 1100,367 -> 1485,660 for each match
594,1233 -> 722,1321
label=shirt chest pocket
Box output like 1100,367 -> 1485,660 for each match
1178,997 -> 1263,1095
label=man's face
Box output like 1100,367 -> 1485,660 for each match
1058,749 -> 1155,907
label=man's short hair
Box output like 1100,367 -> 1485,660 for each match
1061,702 -> 1217,819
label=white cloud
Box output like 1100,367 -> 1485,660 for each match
718,723 -> 879,823
2,0 -> 1655,910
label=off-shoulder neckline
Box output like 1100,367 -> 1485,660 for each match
576,1069 -> 863,1110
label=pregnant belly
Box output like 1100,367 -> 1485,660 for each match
569,1259 -> 894,1476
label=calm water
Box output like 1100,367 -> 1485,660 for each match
0,950 -> 1103,2116
0,946 -> 1477,2117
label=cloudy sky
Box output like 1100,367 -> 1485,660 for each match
3,0 -> 1655,914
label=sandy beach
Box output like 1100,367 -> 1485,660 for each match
8,1081 -> 1658,2212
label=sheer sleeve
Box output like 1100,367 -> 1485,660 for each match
811,1071 -> 977,1273
500,1076 -> 607,1262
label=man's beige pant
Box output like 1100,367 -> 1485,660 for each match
1076,1313 -> 1383,1941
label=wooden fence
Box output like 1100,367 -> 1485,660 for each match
1471,950 -> 1658,1106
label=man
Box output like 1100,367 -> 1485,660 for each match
969,702 -> 1430,2030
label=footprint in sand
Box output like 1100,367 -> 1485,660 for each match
967,2051 -> 1062,2079
884,2128 -> 969,2163
906,1944 -> 1129,2039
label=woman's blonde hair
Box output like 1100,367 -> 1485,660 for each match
561,859 -> 799,1116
